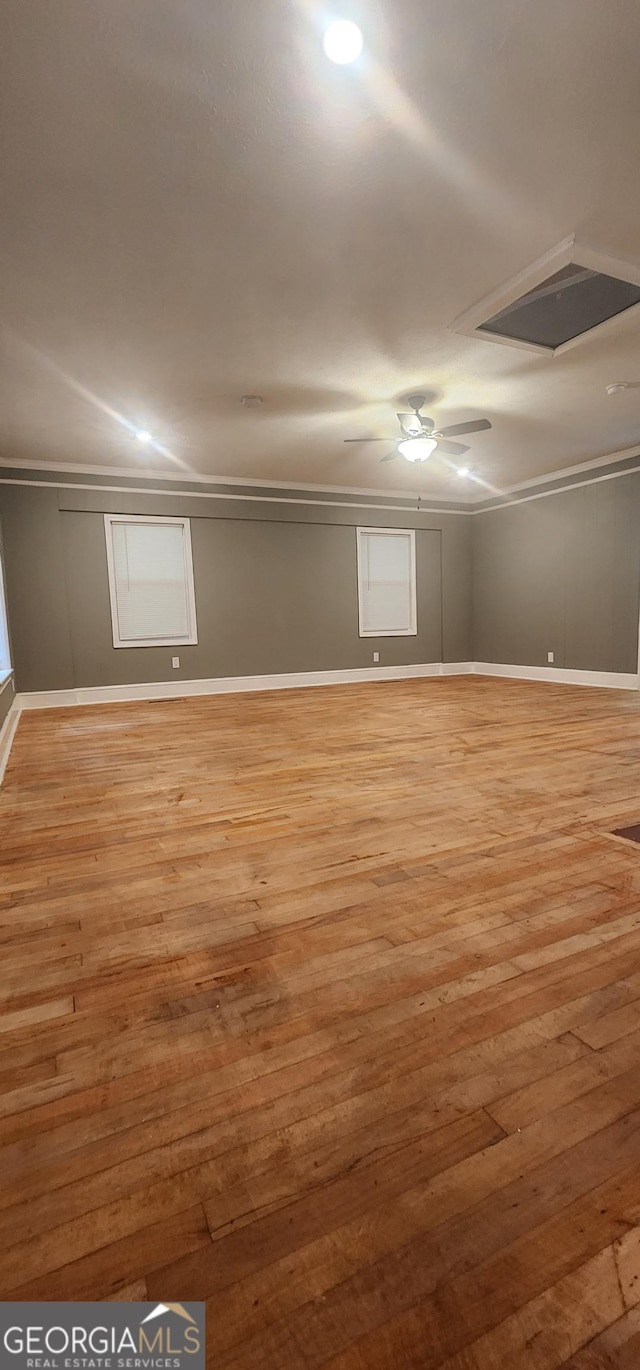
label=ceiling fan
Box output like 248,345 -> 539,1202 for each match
344,394 -> 492,463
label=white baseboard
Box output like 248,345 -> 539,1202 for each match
12,658 -> 638,715
473,662 -> 639,690
0,697 -> 20,784
15,661 -> 475,710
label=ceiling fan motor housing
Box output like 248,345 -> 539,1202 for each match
400,396 -> 434,435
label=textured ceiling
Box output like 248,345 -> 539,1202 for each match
2,0 -> 640,499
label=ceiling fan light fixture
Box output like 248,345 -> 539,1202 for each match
397,436 -> 438,463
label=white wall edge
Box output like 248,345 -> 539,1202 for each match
15,662 -> 475,709
473,662 -> 639,690
13,659 -> 639,711
0,697 -> 20,784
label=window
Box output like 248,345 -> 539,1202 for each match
356,527 -> 417,637
0,549 -> 12,677
104,515 -> 198,649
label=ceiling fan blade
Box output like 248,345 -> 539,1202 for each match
437,418 -> 492,438
435,439 -> 470,456
380,450 -> 399,462
396,412 -> 422,435
343,436 -> 392,443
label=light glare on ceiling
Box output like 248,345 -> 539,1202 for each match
457,465 -> 470,477
323,20 -> 364,65
397,436 -> 438,463
135,429 -> 152,444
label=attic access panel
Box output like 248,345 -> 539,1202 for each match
479,264 -> 640,350
451,238 -> 640,357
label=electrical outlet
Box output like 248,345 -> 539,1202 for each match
373,652 -> 380,663
547,651 -> 554,663
172,656 -> 180,669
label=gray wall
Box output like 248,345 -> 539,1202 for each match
5,467 -> 639,695
0,483 -> 472,692
473,474 -> 640,673
0,487 -> 75,691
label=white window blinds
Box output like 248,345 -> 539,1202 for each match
104,516 -> 198,648
356,528 -> 417,637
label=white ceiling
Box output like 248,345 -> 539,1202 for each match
2,0 -> 640,499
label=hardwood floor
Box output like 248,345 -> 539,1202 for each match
3,676 -> 640,1366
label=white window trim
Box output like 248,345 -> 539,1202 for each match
356,526 -> 417,638
104,513 -> 198,649
0,547 -> 12,674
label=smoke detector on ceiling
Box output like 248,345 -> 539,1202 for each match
606,382 -> 639,395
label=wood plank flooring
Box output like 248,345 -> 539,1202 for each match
3,676 -> 640,1366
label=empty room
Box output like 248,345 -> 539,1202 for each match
3,1 -> 640,1366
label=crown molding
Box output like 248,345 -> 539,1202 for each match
0,454 -> 469,507
0,476 -> 472,517
474,462 -> 640,513
468,441 -> 640,503
2,441 -> 640,515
